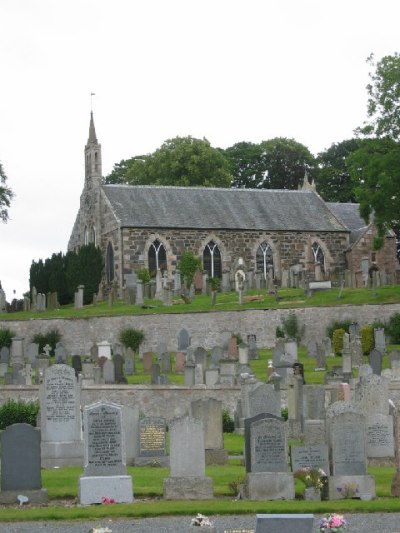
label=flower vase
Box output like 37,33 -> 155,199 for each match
304,486 -> 321,501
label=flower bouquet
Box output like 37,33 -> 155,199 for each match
294,467 -> 326,489
190,513 -> 215,528
319,513 -> 347,531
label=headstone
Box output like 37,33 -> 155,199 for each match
211,346 -> 223,367
79,400 -> 133,504
228,337 -> 238,359
72,355 -> 82,378
54,344 -> 67,364
27,343 -> 39,366
184,360 -> 195,386
136,280 -> 144,306
247,334 -> 259,360
175,352 -> 185,373
191,398 -> 228,465
163,416 -> 214,499
103,359 -> 115,384
125,355 -> 135,375
0,423 -> 48,504
302,386 -> 325,420
248,383 -> 280,418
177,328 -> 191,352
306,340 -> 317,358
291,444 -> 329,474
366,413 -> 394,458
315,343 -> 326,370
331,411 -> 367,475
0,346 -> 10,364
40,365 -> 83,467
355,374 -> 389,416
151,363 -> 161,384
205,368 -> 220,386
369,348 -> 383,375
160,351 -> 171,374
142,352 -> 153,373
90,343 -> 99,362
135,416 -> 168,466
374,328 -> 386,353
272,339 -> 285,367
114,354 -> 126,384
97,341 -> 112,360
284,341 -> 298,363
194,346 -> 207,368
194,363 -> 204,384
303,419 -> 326,445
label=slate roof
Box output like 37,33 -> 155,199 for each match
326,202 -> 368,244
102,185 -> 348,232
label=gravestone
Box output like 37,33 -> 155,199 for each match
151,363 -> 161,384
143,352 -> 153,373
54,344 -> 67,364
157,342 -> 167,360
374,328 -> 386,353
136,280 -> 144,305
163,416 -> 214,499
247,383 -> 280,418
40,365 -> 83,467
90,343 -> 99,362
284,341 -> 298,363
103,359 -> 115,384
184,360 -> 195,386
315,343 -> 326,370
194,363 -> 204,384
97,340 -> 111,360
272,339 -> 285,366
291,444 -> 329,474
161,352 -> 172,374
369,348 -> 383,375
10,337 -> 24,370
178,328 -> 191,351
247,334 -> 259,360
175,352 -> 185,373
72,355 -> 82,378
306,340 -> 317,358
79,400 -> 133,504
303,419 -> 326,445
27,343 -> 39,366
125,355 -> 135,375
211,345 -> 223,368
114,354 -> 127,384
302,385 -> 325,420
255,514 -> 313,533
0,346 -> 10,364
0,423 -> 48,504
135,416 -> 168,466
366,413 -> 394,458
194,346 -> 208,368
205,367 -> 220,386
191,398 -> 228,465
228,337 -> 238,359
243,413 -> 294,500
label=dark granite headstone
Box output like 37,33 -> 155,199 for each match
369,349 -> 382,375
72,355 -> 82,378
244,413 -> 286,473
114,354 -> 127,383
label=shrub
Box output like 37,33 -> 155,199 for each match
326,319 -> 352,340
137,268 -> 151,284
332,328 -> 345,355
222,409 -> 234,433
386,312 -> 400,343
119,328 -> 145,353
0,400 -> 39,430
179,251 -> 202,287
32,329 -> 61,355
361,324 -> 374,355
281,310 -> 304,341
276,325 -> 285,338
209,277 -> 221,291
228,475 -> 245,496
281,407 -> 288,421
0,327 -> 15,349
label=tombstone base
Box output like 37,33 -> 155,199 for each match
328,475 -> 376,500
0,489 -> 48,504
255,513 -> 314,533
205,448 -> 229,466
163,476 -> 214,499
41,441 -> 84,468
242,473 -> 295,500
134,455 -> 169,467
79,475 -> 133,504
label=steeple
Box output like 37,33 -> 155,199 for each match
84,112 -> 102,186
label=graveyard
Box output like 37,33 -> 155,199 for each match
1,286 -> 400,531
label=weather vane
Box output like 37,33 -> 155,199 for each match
90,92 -> 95,112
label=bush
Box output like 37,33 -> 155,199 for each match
332,328 -> 345,355
386,312 -> 400,343
137,268 -> 151,284
0,327 -> 15,349
32,329 -> 61,355
119,328 -> 145,353
222,409 -> 234,433
281,311 -> 304,341
281,407 -> 288,421
276,325 -> 285,339
326,320 -> 352,340
361,324 -> 374,355
0,400 -> 39,430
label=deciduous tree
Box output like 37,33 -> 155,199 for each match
0,162 -> 14,222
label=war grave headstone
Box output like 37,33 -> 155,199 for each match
135,416 -> 168,466
178,328 -> 191,352
175,351 -> 185,373
369,348 -> 383,375
255,514 -> 314,533
114,353 -> 127,384
0,423 -> 48,504
191,398 -> 228,465
40,365 -> 83,467
242,413 -> 294,500
328,409 -> 376,499
79,400 -> 133,504
164,415 -> 214,499
103,359 -> 115,384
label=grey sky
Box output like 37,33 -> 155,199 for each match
1,0 -> 399,299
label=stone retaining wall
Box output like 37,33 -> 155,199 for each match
1,303 -> 399,355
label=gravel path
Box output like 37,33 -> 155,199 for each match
1,513 -> 400,532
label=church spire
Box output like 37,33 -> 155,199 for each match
84,111 -> 102,185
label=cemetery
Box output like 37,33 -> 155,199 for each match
2,290 -> 400,532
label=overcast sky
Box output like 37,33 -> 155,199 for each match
0,0 -> 399,300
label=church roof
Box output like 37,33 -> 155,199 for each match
326,202 -> 368,244
102,185 -> 348,232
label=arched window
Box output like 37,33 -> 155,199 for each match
148,239 -> 167,278
84,226 -> 89,245
256,242 -> 274,279
312,242 -> 325,272
106,242 -> 114,283
91,226 -> 97,246
203,241 -> 222,278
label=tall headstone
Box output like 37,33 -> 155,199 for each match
369,348 -> 383,375
247,383 -> 280,418
103,359 -> 115,384
163,416 -> 213,499
191,398 -> 228,465
177,328 -> 191,352
0,423 -> 48,504
114,354 -> 127,384
40,365 -> 83,467
79,400 -> 133,504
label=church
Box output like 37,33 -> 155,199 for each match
68,114 -> 398,293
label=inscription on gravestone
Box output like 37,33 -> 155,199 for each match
332,420 -> 366,475
291,445 -> 329,474
139,417 -> 166,457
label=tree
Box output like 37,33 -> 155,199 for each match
223,141 -> 267,188
315,139 -> 366,202
179,251 -> 202,288
0,162 -> 14,222
105,136 -> 232,188
347,137 -> 400,246
357,53 -> 400,140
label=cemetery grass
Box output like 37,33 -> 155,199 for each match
1,466 -> 399,522
4,285 -> 400,321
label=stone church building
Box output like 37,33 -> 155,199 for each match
68,114 -> 398,293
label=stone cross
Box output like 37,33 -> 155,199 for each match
43,344 -> 52,357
